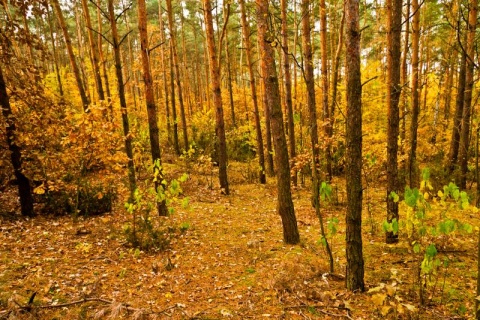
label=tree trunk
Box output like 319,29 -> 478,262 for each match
408,0 -> 420,187
458,0 -> 477,189
386,0 -> 403,243
0,66 -> 34,217
107,0 -> 136,201
80,0 -> 104,102
158,2 -> 171,145
256,0 -> 299,245
167,0 -> 189,151
449,50 -> 466,172
345,0 -> 365,292
239,0 -> 266,184
280,0 -> 296,185
223,7 -> 236,128
170,42 -> 181,155
52,0 -> 89,110
138,0 -> 168,216
330,9 -> 344,121
302,0 -> 334,272
399,0 -> 410,191
47,4 -> 64,97
203,0 -> 229,195
320,0 -> 332,181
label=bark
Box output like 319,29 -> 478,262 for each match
166,0 -> 189,151
0,66 -> 35,217
256,0 -> 299,245
458,0 -> 478,189
80,0 -> 104,101
280,0 -> 296,185
239,0 -> 266,184
138,0 -> 168,216
386,0 -> 403,243
52,0 -> 89,110
203,0 -> 229,195
345,0 -> 365,292
107,0 -> 136,201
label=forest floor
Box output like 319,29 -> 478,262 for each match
0,161 -> 478,319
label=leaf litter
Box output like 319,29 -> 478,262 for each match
0,165 -> 478,319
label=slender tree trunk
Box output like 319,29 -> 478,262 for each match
47,4 -> 64,97
408,1 -> 423,187
320,0 -> 332,181
159,2 -> 171,145
257,29 -> 275,177
345,0 -> 365,292
223,5 -> 236,128
169,43 -> 180,155
239,0 -> 266,184
203,0 -> 229,195
330,9 -> 345,121
399,0 -> 410,190
281,0 -> 296,185
97,2 -> 111,108
52,0 -> 89,110
386,0 -> 403,243
257,0 -> 299,244
166,0 -> 189,151
80,0 -> 104,102
107,0 -> 136,201
458,0 -> 478,189
302,0 -> 334,271
449,50 -> 466,172
138,0 -> 168,216
0,66 -> 34,217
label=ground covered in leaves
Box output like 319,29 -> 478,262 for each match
0,163 -> 478,319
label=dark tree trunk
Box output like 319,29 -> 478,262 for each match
257,0 -> 299,245
386,0 -> 403,243
203,0 -> 229,195
239,0 -> 266,184
138,0 -> 168,216
345,0 -> 365,292
458,0 -> 477,189
107,0 -> 136,201
0,66 -> 34,217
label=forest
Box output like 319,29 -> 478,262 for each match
0,0 -> 479,318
